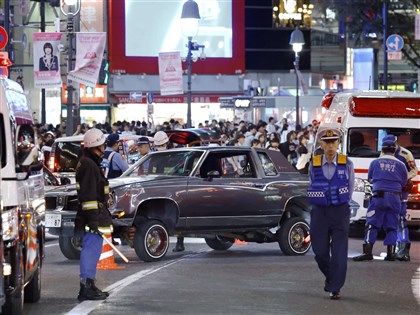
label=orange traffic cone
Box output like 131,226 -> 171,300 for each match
97,234 -> 125,270
234,239 -> 248,245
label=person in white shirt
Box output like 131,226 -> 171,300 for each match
266,117 -> 277,136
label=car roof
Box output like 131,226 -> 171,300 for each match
53,134 -> 144,143
165,128 -> 221,145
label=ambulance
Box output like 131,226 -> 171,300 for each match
0,72 -> 45,313
315,90 -> 420,226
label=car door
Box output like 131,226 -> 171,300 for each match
184,150 -> 270,229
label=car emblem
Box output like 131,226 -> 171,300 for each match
57,196 -> 65,207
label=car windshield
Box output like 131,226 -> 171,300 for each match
124,150 -> 205,177
347,128 -> 420,158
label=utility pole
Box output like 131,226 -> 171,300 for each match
40,0 -> 46,124
383,0 -> 388,90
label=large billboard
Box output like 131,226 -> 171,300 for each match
108,0 -> 244,75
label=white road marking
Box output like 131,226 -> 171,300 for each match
45,243 -> 59,248
65,249 -> 208,315
413,265 -> 420,305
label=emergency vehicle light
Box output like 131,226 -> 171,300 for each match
350,97 -> 420,118
321,92 -> 336,109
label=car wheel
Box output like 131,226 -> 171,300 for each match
24,244 -> 41,303
278,217 -> 311,256
2,244 -> 24,315
134,220 -> 169,262
205,236 -> 234,251
59,235 -> 82,260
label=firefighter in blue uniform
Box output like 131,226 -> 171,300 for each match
353,136 -> 407,262
75,128 -> 113,301
382,134 -> 417,261
307,129 -> 354,300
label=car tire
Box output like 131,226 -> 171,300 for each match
205,236 -> 234,251
278,217 -> 311,256
59,235 -> 82,260
24,244 -> 42,303
2,244 -> 24,315
134,220 -> 169,262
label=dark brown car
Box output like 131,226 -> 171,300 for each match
45,147 -> 311,262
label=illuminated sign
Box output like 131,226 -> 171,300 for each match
234,99 -> 250,108
62,84 -> 107,104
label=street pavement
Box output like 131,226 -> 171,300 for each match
25,230 -> 420,315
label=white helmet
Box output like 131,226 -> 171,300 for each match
153,131 -> 169,146
83,128 -> 106,148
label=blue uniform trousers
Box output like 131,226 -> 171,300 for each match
365,193 -> 400,246
80,232 -> 103,279
310,203 -> 350,293
397,192 -> 410,244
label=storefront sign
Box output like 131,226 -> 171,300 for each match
62,83 -> 107,104
112,93 -> 237,104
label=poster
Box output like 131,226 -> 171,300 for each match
68,32 -> 106,87
33,32 -> 62,88
158,51 -> 183,96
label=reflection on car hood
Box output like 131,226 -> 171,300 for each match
45,175 -> 175,196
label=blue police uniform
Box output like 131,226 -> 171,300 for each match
364,154 -> 407,246
354,139 -> 408,263
308,153 -> 354,297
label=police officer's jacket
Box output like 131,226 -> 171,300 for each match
368,154 -> 407,193
308,154 -> 351,206
102,150 -> 122,179
75,148 -> 112,234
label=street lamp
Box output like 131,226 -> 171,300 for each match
61,0 -> 81,136
181,0 -> 200,128
290,26 -> 305,129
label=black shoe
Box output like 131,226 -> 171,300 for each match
172,244 -> 185,252
329,292 -> 341,300
396,243 -> 411,262
77,279 -> 108,301
353,243 -> 374,261
324,279 -> 329,292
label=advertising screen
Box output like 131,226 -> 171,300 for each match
108,0 -> 244,75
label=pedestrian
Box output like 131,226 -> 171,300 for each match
136,136 -> 152,175
353,136 -> 407,263
102,133 -> 129,179
74,128 -> 112,301
307,129 -> 354,300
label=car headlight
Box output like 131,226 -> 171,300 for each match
354,177 -> 367,192
2,208 -> 19,241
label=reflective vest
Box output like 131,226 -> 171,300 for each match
307,154 -> 350,206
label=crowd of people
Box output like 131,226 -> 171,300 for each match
36,117 -> 320,174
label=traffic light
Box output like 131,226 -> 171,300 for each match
98,59 -> 109,85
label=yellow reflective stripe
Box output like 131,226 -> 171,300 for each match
337,154 -> 347,165
84,225 -> 113,233
104,186 -> 109,194
76,182 -> 80,190
313,155 -> 322,167
82,201 -> 98,210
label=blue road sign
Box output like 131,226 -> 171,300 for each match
146,92 -> 154,104
129,91 -> 142,101
386,34 -> 404,52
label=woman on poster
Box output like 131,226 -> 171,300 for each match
39,42 -> 59,71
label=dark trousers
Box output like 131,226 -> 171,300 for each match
310,203 -> 350,293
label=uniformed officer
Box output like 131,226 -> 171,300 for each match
75,128 -> 113,301
382,134 -> 417,261
307,129 -> 354,300
353,137 -> 407,262
102,133 -> 129,179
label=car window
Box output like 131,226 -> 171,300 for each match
197,151 -> 256,178
53,141 -> 82,172
347,128 -> 420,158
125,150 -> 204,177
257,152 -> 278,176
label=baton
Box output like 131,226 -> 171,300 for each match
99,232 -> 129,263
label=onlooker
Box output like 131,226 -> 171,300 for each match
266,117 -> 277,136
244,125 -> 257,147
308,129 -> 354,300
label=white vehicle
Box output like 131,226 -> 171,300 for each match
0,77 -> 45,314
315,90 -> 420,226
47,134 -> 144,183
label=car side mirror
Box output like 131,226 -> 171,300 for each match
205,170 -> 220,181
60,177 -> 71,185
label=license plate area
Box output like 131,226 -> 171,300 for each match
45,213 -> 62,228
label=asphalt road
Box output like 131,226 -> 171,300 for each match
24,228 -> 420,315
